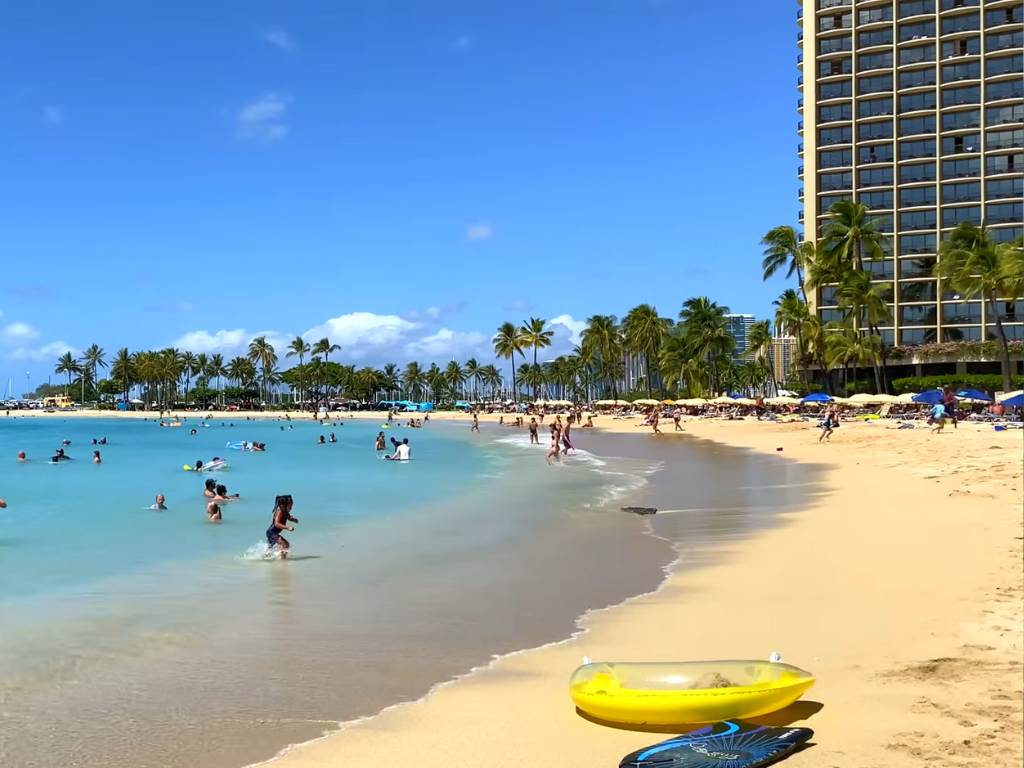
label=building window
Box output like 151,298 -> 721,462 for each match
942,302 -> 983,324
860,97 -> 894,118
899,43 -> 935,65
899,91 -> 936,113
900,282 -> 939,303
942,205 -> 982,227
900,162 -> 937,183
940,0 -> 978,10
820,80 -> 853,100
986,202 -> 1024,225
987,80 -> 1024,102
941,133 -> 979,154
820,171 -> 853,191
944,327 -> 983,342
986,129 -> 1022,150
941,85 -> 979,107
820,193 -> 852,210
986,31 -> 1023,52
991,226 -> 1024,243
819,125 -> 853,145
941,109 -> 980,131
859,51 -> 894,72
987,178 -> 1024,200
985,153 -> 1022,175
898,1 -> 934,20
860,143 -> 894,163
819,148 -> 853,168
819,36 -> 853,55
900,233 -> 936,255
900,257 -> 937,277
899,139 -> 935,159
900,68 -> 937,89
942,157 -> 980,178
899,115 -> 936,135
900,185 -> 937,207
858,121 -> 894,140
819,103 -> 852,123
986,104 -> 1024,127
941,181 -> 980,203
940,13 -> 980,35
985,6 -> 1023,28
861,189 -> 894,210
900,210 -> 938,230
987,54 -> 1023,78
819,57 -> 853,77
942,61 -> 981,82
819,12 -> 852,32
899,20 -> 935,42
941,36 -> 981,58
858,29 -> 893,48
901,328 -> 939,345
900,304 -> 938,325
860,6 -> 894,24
858,74 -> 894,95
859,167 -> 893,187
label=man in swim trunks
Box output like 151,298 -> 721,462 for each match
267,494 -> 298,557
562,415 -> 574,455
529,417 -> 539,445
387,438 -> 411,461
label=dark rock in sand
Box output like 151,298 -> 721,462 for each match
621,506 -> 657,515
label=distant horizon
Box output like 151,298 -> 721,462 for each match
1,3 -> 799,384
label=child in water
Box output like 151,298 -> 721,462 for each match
266,494 -> 298,557
207,501 -> 222,522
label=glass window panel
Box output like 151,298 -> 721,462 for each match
900,162 -> 936,182
861,189 -> 894,209
819,102 -> 852,122
819,36 -> 852,54
859,6 -> 893,24
860,97 -> 894,118
985,6 -> 1023,28
899,21 -> 935,41
942,61 -> 981,82
858,121 -> 894,140
859,143 -> 894,163
859,167 -> 893,187
986,104 -> 1024,127
820,171 -> 853,191
819,148 -> 852,168
899,304 -> 938,324
987,54 -> 1023,77
899,43 -> 934,64
900,209 -> 938,230
899,91 -> 936,112
899,1 -> 934,20
940,132 -> 979,153
819,125 -> 853,145
940,14 -> 980,34
941,85 -> 979,107
942,302 -> 983,324
858,74 -> 893,94
819,11 -> 852,31
819,57 -> 853,77
991,226 -> 1024,243
941,109 -> 980,130
858,29 -> 893,48
986,31 -> 1022,52
941,181 -> 980,202
899,115 -> 935,135
944,326 -> 983,342
940,0 -> 977,11
941,157 -> 980,178
900,185 -> 937,206
820,79 -> 852,100
987,80 -> 1024,102
941,36 -> 981,58
941,205 -> 981,227
900,328 -> 939,344
986,202 -> 1023,225
986,178 -> 1023,201
900,282 -> 938,303
899,68 -> 937,89
985,153 -> 1022,175
899,139 -> 935,159
900,257 -> 936,277
900,233 -> 936,255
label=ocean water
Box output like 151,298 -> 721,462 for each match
0,416 -> 822,768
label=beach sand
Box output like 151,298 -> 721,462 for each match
6,408 -> 1022,767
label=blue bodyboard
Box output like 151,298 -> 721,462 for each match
620,721 -> 812,768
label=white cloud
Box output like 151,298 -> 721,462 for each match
173,329 -> 248,353
237,93 -> 289,142
10,340 -> 77,362
42,105 -> 64,126
465,222 -> 493,242
549,314 -> 586,346
303,312 -> 419,353
405,328 -> 486,359
1,322 -> 40,345
263,26 -> 295,51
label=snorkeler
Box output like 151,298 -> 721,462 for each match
266,494 -> 298,557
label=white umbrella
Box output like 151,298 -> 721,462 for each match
678,397 -> 709,406
766,396 -> 801,405
847,393 -> 897,405
711,396 -> 737,405
594,400 -> 617,407
633,398 -> 661,406
894,392 -> 918,403
733,397 -> 757,406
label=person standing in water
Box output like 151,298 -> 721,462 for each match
374,431 -> 386,455
528,417 -> 539,445
471,412 -> 480,432
207,501 -> 222,522
150,494 -> 167,510
266,494 -> 298,557
561,414 -> 575,455
546,422 -> 561,464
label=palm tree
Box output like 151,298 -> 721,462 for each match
444,360 -> 467,399
179,350 -> 198,405
207,353 -> 226,407
425,363 -> 445,403
580,314 -> 624,399
110,347 -> 134,404
677,298 -> 734,395
493,322 -> 526,401
55,352 -> 80,396
381,363 -> 401,400
935,224 -> 1023,392
745,320 -> 777,395
760,226 -> 816,302
820,199 -> 889,272
403,361 -> 425,401
463,358 -> 481,402
623,303 -> 672,396
836,269 -> 893,392
519,317 -> 553,397
286,336 -> 311,406
519,363 -> 545,399
826,328 -> 881,394
478,364 -> 502,400
311,337 -> 341,406
247,336 -> 278,406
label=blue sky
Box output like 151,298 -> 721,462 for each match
1,1 -> 800,389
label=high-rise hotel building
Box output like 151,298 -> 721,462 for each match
798,0 -> 1023,349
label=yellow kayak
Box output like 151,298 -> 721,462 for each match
569,660 -> 815,725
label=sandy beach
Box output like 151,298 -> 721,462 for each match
5,408 -> 1022,767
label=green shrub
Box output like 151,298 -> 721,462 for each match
890,373 -> 1024,394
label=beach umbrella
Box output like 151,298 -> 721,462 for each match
801,392 -> 833,403
711,396 -> 737,405
633,398 -> 661,406
733,397 -> 757,406
661,399 -> 675,405
998,390 -> 1023,407
912,390 -> 943,405
894,392 -> 918,403
956,388 -> 992,402
615,399 -> 632,406
534,399 -> 548,406
594,399 -> 617,407
847,393 -> 898,405
766,395 -> 801,405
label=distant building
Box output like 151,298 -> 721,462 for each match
725,314 -> 756,362
771,335 -> 799,384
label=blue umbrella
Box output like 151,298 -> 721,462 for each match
912,390 -> 943,405
801,392 -> 833,403
956,388 -> 992,402
1000,393 -> 1024,408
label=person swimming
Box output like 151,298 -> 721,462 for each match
203,478 -> 217,498
329,433 -> 337,443
17,451 -> 26,461
386,438 -> 411,461
207,501 -> 222,522
213,483 -> 239,501
51,448 -> 71,463
92,450 -> 102,464
266,494 -> 298,557
318,435 -> 326,445
150,494 -> 167,511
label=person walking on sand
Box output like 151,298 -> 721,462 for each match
819,405 -> 839,442
673,410 -> 683,431
928,401 -> 947,434
651,410 -> 661,435
266,495 -> 298,557
942,387 -> 958,430
546,422 -> 562,464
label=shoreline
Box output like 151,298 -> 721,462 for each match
255,414 -> 1022,768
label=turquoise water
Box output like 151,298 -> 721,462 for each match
0,416 -> 677,768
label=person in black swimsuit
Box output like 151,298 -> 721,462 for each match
266,494 -> 298,558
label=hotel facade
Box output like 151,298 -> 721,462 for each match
798,0 -> 1023,355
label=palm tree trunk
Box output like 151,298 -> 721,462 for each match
989,292 -> 1014,393
796,266 -> 808,304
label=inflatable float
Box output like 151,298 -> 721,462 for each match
569,660 -> 814,725
183,459 -> 229,472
